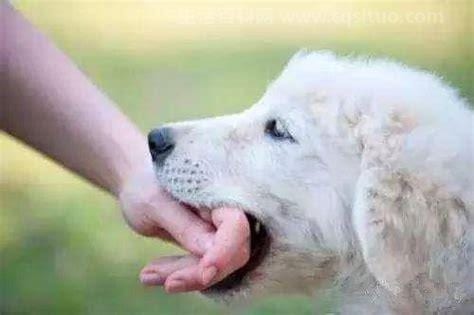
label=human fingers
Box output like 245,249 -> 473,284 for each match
198,207 -> 251,286
139,255 -> 199,286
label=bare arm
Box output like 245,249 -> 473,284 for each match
0,3 -> 250,292
0,2 -> 145,194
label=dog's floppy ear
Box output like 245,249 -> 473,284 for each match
351,109 -> 472,296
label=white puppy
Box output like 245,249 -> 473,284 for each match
148,51 -> 474,314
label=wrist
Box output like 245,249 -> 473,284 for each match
117,152 -> 163,236
112,137 -> 153,198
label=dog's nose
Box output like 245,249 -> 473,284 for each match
148,127 -> 175,164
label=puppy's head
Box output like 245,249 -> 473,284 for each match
148,51 -> 362,301
149,51 -> 471,304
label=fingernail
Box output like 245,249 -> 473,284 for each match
201,265 -> 218,285
166,280 -> 186,293
140,273 -> 164,286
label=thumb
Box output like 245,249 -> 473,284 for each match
146,189 -> 216,255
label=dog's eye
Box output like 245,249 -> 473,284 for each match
264,119 -> 294,142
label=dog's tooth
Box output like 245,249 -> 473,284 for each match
255,221 -> 261,234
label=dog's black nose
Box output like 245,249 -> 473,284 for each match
148,127 -> 175,164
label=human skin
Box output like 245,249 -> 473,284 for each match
0,2 -> 249,293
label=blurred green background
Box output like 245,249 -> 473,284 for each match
1,1 -> 472,314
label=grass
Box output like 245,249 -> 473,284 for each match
1,1 -> 472,314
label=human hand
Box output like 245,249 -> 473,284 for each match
119,161 -> 250,292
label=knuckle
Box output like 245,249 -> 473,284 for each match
211,255 -> 230,270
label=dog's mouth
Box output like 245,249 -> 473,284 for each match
180,201 -> 271,293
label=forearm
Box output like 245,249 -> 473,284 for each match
0,3 -> 149,195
